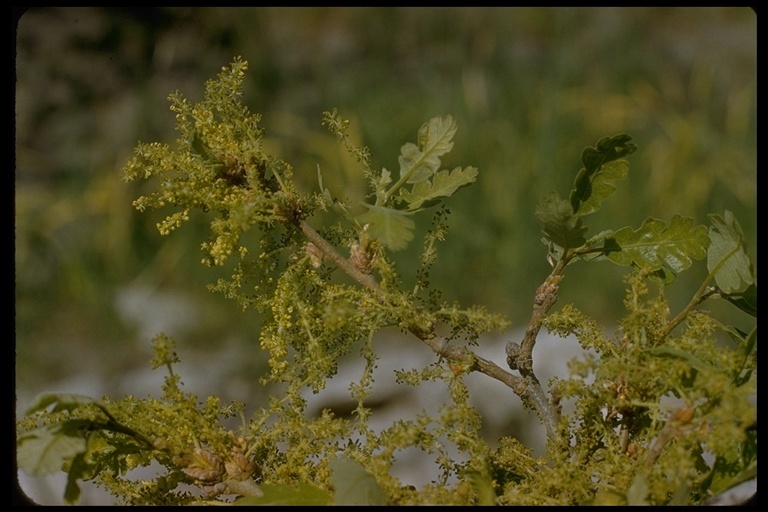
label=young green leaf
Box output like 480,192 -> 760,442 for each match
233,483 -> 332,506
329,456 -> 387,505
398,115 -> 457,185
25,393 -> 99,416
464,469 -> 497,505
570,133 -> 636,216
626,473 -> 650,505
374,167 -> 393,205
721,284 -> 757,318
536,192 -> 587,250
707,211 -> 755,294
398,166 -> 478,211
356,204 -> 415,251
64,452 -> 90,505
17,421 -> 91,476
604,214 -> 709,273
571,160 -> 628,217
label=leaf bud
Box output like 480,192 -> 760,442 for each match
505,342 -> 521,370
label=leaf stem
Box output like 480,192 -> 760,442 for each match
382,150 -> 432,205
660,242 -> 740,338
383,172 -> 414,205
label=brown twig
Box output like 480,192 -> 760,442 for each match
296,218 -> 560,440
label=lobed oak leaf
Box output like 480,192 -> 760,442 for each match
604,214 -> 709,273
398,166 -> 478,211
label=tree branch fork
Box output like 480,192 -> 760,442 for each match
297,219 -> 561,441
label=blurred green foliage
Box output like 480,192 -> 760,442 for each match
15,8 -> 755,393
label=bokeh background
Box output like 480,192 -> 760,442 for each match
15,7 -> 756,504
